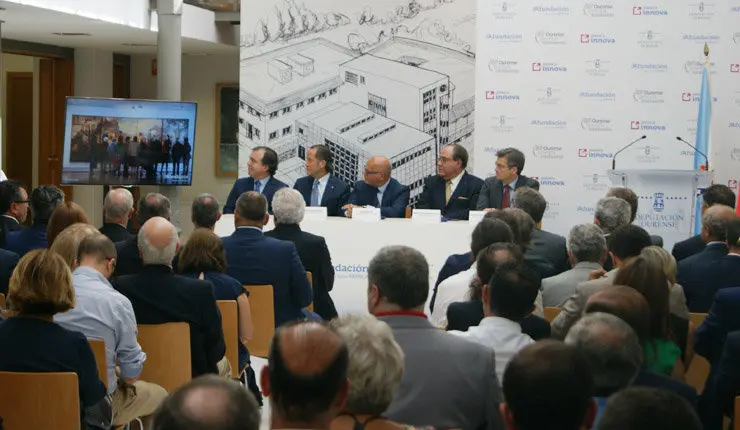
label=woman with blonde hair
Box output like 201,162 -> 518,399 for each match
49,223 -> 100,269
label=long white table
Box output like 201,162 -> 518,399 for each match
215,215 -> 475,314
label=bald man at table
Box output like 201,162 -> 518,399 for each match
342,156 -> 410,219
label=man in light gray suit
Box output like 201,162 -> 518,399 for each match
543,224 -> 607,307
367,245 -> 504,430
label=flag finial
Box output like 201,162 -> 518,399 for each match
704,42 -> 710,58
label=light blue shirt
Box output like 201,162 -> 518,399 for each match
254,175 -> 271,194
54,266 -> 146,394
377,179 -> 390,206
313,173 -> 331,206
506,176 -> 519,205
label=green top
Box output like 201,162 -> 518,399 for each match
644,339 -> 681,375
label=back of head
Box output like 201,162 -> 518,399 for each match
138,193 -> 172,225
564,312 -> 642,396
476,242 -> 525,287
470,218 -> 514,257
235,191 -> 267,224
512,187 -> 546,224
728,218 -> 740,251
30,185 -> 65,223
177,228 -> 227,274
598,387 -> 702,430
328,315 -> 404,416
606,187 -> 638,222
47,201 -> 89,245
613,255 -> 670,341
49,223 -> 101,269
607,224 -> 651,261
0,180 -> 27,214
104,188 -> 134,221
484,209 -> 519,242
595,197 -> 632,234
567,224 -> 606,264
503,341 -> 595,430
153,375 -> 261,430
640,245 -> 677,284
701,204 -> 735,241
585,286 -> 651,345
272,188 -> 305,226
138,217 -> 179,266
368,245 -> 429,310
8,249 -> 74,317
76,234 -> 117,266
502,208 -> 535,248
192,193 -> 221,229
702,184 -> 736,209
487,263 -> 541,322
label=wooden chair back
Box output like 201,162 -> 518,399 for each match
0,371 -> 80,430
244,284 -> 275,358
543,307 -> 562,323
88,339 -> 108,391
306,271 -> 314,312
0,293 -> 5,309
734,396 -> 740,430
217,300 -> 240,376
686,312 -> 710,393
137,322 -> 192,392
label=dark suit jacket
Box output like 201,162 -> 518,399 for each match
633,368 -> 698,408
346,178 -> 410,219
431,252 -> 474,312
695,287 -> 740,364
224,176 -> 288,214
650,234 -> 664,247
5,222 -> 47,257
672,234 -> 706,262
0,248 -> 19,296
676,243 -> 730,312
113,265 -> 226,377
415,172 -> 484,220
713,331 -> 740,418
222,227 -> 313,326
98,222 -> 132,243
0,216 -> 24,234
113,236 -> 143,277
445,299 -> 551,340
294,175 -> 350,217
528,229 -> 569,275
265,224 -> 337,320
476,175 -> 540,210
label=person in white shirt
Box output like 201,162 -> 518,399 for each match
449,263 -> 539,382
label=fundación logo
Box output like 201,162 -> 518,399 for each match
630,120 -> 666,131
633,89 -> 666,103
682,34 -> 721,44
689,2 -> 716,20
585,58 -> 611,76
536,86 -> 564,105
532,61 -> 568,72
583,0 -> 615,17
488,58 -> 520,73
484,90 -> 520,101
638,29 -> 663,48
581,33 -> 617,44
535,31 -> 568,45
581,117 -> 614,132
579,91 -> 616,102
530,119 -> 568,129
486,32 -> 523,43
532,145 -> 565,159
491,1 -> 518,20
532,4 -> 570,15
632,5 -> 669,15
632,62 -> 668,73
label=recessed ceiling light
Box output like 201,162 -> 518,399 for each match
121,43 -> 157,47
52,32 -> 92,36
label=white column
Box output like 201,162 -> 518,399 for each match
157,0 -> 183,229
74,48 -> 113,227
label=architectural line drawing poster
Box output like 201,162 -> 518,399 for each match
239,0 -> 476,203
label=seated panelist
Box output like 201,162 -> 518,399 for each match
477,147 -> 539,211
343,156 -> 410,219
293,144 -> 349,217
224,146 -> 287,214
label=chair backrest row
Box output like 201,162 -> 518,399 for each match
245,284 -> 274,358
0,371 -> 80,430
217,300 -> 240,376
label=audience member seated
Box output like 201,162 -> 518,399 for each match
152,375 -> 260,430
593,196 -> 632,271
564,313 -> 643,424
224,146 -> 287,214
55,234 -> 167,428
0,180 -> 29,236
49,223 -> 103,269
416,143 -> 483,221
367,245 -> 504,430
0,249 -> 107,426
329,314 -> 411,430
191,193 -> 221,230
99,188 -> 134,243
676,204 -> 736,312
293,144 -> 350,217
343,156 -> 410,219
500,208 -> 554,278
449,263 -> 539,381
431,218 -> 514,325
47,201 -> 88,246
266,188 -> 338,320
513,187 -> 569,275
543,223 -> 606,307
597,387 -> 702,430
222,191 -> 314,326
584,286 -> 697,407
673,184 -> 736,262
476,147 -> 539,211
713,331 -> 740,427
641,246 -> 689,319
114,192 -> 171,277
551,224 -> 652,339
501,341 -> 596,430
114,217 -> 228,378
607,187 -> 663,246
0,247 -> 18,296
5,185 -> 64,256
262,322 -> 349,430
446,243 -> 550,340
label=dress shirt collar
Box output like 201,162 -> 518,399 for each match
2,214 -> 19,224
727,252 -> 740,257
478,316 -> 523,333
236,226 -> 263,233
73,266 -> 114,290
506,176 -> 519,189
377,178 -> 391,194
374,310 -> 427,319
254,175 -> 271,188
449,170 -> 465,188
573,261 -> 603,271
315,173 -> 331,186
707,241 -> 726,247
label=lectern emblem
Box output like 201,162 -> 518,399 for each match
653,192 -> 665,212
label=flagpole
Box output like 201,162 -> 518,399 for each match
703,42 -> 711,172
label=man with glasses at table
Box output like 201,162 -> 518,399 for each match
477,148 -> 539,211
342,156 -> 409,219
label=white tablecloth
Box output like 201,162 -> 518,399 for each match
214,215 -> 475,315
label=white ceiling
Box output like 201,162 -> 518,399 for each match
0,0 -> 239,55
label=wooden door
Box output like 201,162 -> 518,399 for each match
5,72 -> 34,189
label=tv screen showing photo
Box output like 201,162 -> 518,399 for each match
61,97 -> 198,186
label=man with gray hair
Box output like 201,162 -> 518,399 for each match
594,196 -> 631,236
114,192 -> 172,276
266,188 -> 337,319
114,217 -> 228,378
191,193 -> 221,230
542,224 -> 606,307
368,245 -> 504,430
99,188 -> 134,243
565,312 -> 643,422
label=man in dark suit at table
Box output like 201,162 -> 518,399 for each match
673,184 -> 736,262
342,156 -> 409,219
98,188 -> 134,243
222,191 -> 314,326
294,144 -> 349,217
113,192 -> 171,277
416,143 -> 483,220
476,148 -> 539,211
224,146 -> 287,214
512,187 -> 569,275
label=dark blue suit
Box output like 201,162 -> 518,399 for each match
0,248 -> 19,296
224,176 -> 288,214
346,178 -> 410,219
713,331 -> 740,420
221,227 -> 313,326
672,234 -> 706,262
677,243 -> 730,312
293,174 -> 350,217
415,172 -> 484,220
5,222 -> 48,257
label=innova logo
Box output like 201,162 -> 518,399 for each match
585,58 -> 611,76
633,5 -> 669,15
532,61 -> 568,72
578,148 -> 615,159
538,176 -> 567,187
532,5 -> 570,15
581,118 -> 614,132
535,31 -> 567,45
731,63 -> 740,73
584,0 -> 615,17
492,1 -> 518,19
484,90 -> 520,101
486,33 -> 523,43
581,33 -> 616,44
579,91 -> 616,102
638,30 -> 663,48
681,92 -> 718,103
729,179 -> 738,191
632,62 -> 668,73
630,120 -> 666,131
489,58 -> 520,73
633,89 -> 666,104
689,2 -> 715,20
682,34 -> 721,44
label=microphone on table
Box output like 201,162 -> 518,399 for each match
611,135 -> 647,170
676,136 -> 709,171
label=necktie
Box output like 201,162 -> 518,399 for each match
502,185 -> 511,209
310,180 -> 320,206
377,189 -> 382,207
445,180 -> 452,204
254,180 -> 262,194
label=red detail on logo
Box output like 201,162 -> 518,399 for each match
485,91 -> 496,100
630,121 -> 641,130
728,179 -> 738,191
731,64 -> 740,73
580,33 -> 590,43
682,92 -> 692,102
578,149 -> 589,157
633,6 -> 643,15
532,62 -> 542,71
